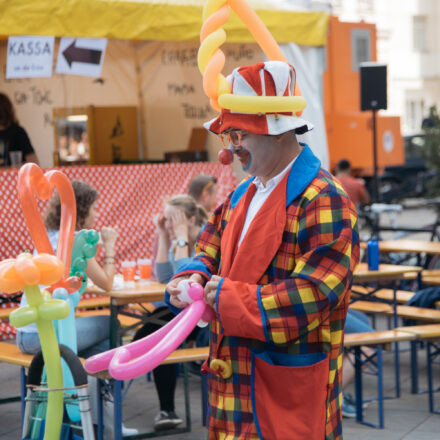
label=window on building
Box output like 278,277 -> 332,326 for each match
351,29 -> 371,71
359,0 -> 374,13
405,99 -> 425,131
413,16 -> 427,52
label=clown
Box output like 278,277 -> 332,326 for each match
166,61 -> 359,440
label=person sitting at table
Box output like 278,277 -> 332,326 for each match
132,194 -> 208,431
150,174 -> 217,281
187,174 -> 218,214
335,159 -> 370,207
16,180 -> 118,357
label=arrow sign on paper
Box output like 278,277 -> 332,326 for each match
56,37 -> 107,77
62,40 -> 102,67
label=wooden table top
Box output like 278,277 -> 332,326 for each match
361,240 -> 440,255
354,263 -> 422,283
85,281 -> 167,305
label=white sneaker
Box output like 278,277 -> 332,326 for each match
154,410 -> 183,431
122,423 -> 139,436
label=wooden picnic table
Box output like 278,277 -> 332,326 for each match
354,263 -> 422,283
85,281 -> 167,348
360,240 -> 440,255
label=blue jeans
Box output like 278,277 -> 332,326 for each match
345,309 -> 373,334
17,315 -> 111,358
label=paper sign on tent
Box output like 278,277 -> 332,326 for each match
56,38 -> 107,77
6,36 -> 55,79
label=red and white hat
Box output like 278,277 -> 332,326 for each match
204,61 -> 313,135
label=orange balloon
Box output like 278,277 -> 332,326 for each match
203,50 -> 226,99
18,164 -> 76,279
15,255 -> 40,285
0,259 -> 24,293
33,254 -> 65,286
200,4 -> 230,42
228,0 -> 286,62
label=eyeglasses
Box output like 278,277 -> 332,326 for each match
219,130 -> 244,148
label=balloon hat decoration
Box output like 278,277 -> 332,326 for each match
84,280 -> 215,380
197,0 -> 307,164
0,163 -> 80,440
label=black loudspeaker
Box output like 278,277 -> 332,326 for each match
360,63 -> 387,111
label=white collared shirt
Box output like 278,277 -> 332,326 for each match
237,156 -> 297,248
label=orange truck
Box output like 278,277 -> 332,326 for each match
323,17 -> 405,176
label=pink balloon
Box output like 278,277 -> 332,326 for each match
188,283 -> 204,301
84,283 -> 215,380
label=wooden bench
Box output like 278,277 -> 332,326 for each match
352,286 -> 415,304
350,301 -> 440,323
0,296 -> 110,321
403,269 -> 440,285
343,330 -> 417,428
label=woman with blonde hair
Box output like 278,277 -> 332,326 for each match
133,194 -> 208,431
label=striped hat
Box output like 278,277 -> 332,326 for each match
204,61 -> 313,135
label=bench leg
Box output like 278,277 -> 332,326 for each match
97,379 -> 104,440
410,340 -> 419,394
201,373 -> 208,426
377,346 -> 384,429
20,366 -> 27,428
114,380 -> 123,440
394,341 -> 400,398
354,346 -> 363,423
354,346 -> 385,429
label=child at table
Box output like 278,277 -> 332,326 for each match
16,181 -> 118,357
132,194 -> 208,431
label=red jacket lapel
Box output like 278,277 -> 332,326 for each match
222,173 -> 288,283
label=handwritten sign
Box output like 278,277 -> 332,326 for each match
6,36 -> 55,79
56,38 -> 107,77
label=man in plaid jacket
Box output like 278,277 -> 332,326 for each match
166,61 -> 359,440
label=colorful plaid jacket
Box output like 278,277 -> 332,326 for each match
173,145 -> 359,439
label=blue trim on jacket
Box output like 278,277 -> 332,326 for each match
215,277 -> 225,333
164,260 -> 212,314
228,144 -> 321,211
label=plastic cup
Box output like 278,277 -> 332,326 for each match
9,150 -> 22,168
137,258 -> 151,281
121,261 -> 136,285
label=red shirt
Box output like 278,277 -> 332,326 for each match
337,175 -> 369,205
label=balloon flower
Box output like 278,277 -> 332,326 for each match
3,163 -> 79,440
0,253 -> 68,440
85,281 -> 215,380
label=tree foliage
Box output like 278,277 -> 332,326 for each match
422,105 -> 440,196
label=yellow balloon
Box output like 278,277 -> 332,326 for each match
203,0 -> 228,21
198,28 -> 226,75
218,94 -> 307,114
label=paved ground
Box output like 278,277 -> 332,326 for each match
0,202 -> 439,439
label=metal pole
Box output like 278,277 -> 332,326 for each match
372,109 -> 379,203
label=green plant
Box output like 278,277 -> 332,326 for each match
422,105 -> 440,196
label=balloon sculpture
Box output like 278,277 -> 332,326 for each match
0,163 -> 80,440
84,280 -> 215,380
52,229 -> 99,422
198,0 -> 307,164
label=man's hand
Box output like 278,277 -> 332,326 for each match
204,275 -> 222,308
166,273 -> 205,309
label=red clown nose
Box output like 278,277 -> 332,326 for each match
218,148 -> 233,165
